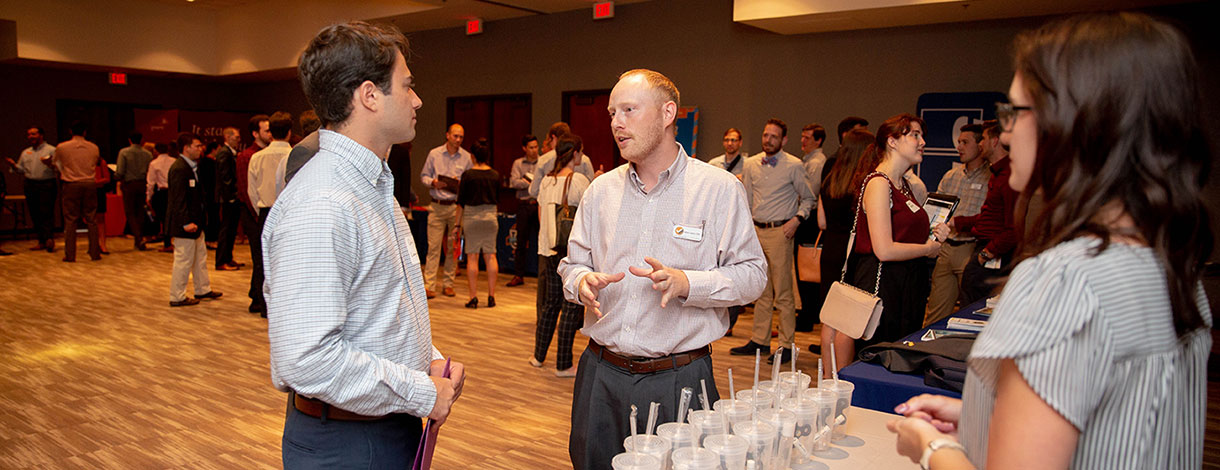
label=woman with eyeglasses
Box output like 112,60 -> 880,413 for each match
888,12 -> 1212,469
837,114 -> 950,362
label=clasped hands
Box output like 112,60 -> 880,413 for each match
887,393 -> 962,463
578,257 -> 688,318
427,359 -> 466,427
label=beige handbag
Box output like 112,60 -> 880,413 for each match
796,232 -> 822,283
819,172 -> 885,340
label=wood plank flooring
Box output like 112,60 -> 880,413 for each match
2,235 -> 1219,468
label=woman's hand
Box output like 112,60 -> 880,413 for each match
887,416 -> 955,463
931,223 -> 950,243
895,394 -> 962,434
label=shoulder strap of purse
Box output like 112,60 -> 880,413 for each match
839,171 -> 886,295
560,173 -> 573,211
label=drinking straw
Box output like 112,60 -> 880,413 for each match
792,346 -> 799,375
676,388 -> 692,425
830,341 -> 839,382
700,379 -> 711,410
630,405 -> 639,441
728,368 -> 735,400
646,402 -> 660,436
771,349 -> 782,384
753,350 -> 761,394
817,358 -> 823,386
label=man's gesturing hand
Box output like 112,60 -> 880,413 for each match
627,257 -> 689,308
579,271 -> 626,318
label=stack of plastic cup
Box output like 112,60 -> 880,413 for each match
624,434 -> 672,470
670,447 -> 720,470
756,408 -> 796,469
657,422 -> 696,455
801,388 -> 838,451
702,434 -> 749,470
731,420 -> 776,470
734,389 -> 774,411
818,379 -> 855,441
714,399 -> 755,427
780,396 -> 821,458
777,371 -> 812,392
687,409 -> 726,447
612,452 -> 662,470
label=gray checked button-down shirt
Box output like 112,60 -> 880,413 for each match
419,144 -> 472,202
741,151 -> 815,224
264,129 -> 442,417
558,143 -> 767,358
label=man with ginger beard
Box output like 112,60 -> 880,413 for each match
558,69 -> 766,469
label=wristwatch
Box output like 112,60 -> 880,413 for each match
920,438 -> 966,470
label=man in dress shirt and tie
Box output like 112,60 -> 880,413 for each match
559,69 -> 766,470
731,118 -> 815,365
419,123 -> 472,298
264,21 -> 464,468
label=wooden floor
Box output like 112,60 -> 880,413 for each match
2,235 -> 1218,469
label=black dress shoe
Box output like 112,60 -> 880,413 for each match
486,296 -> 495,308
729,341 -> 771,356
767,347 -> 793,365
195,291 -> 223,300
465,298 -> 478,309
807,344 -> 822,355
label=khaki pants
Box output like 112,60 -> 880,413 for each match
923,240 -> 976,326
751,226 -> 796,347
170,236 -> 211,302
424,203 -> 458,291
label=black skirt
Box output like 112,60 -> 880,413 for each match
847,253 -> 930,348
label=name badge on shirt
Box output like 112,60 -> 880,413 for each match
189,179 -> 196,188
971,183 -> 983,190
905,200 -> 920,213
673,223 -> 703,242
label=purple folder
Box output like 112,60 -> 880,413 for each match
412,358 -> 450,470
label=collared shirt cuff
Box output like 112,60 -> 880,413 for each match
404,369 -> 438,418
565,269 -> 593,305
681,270 -> 714,308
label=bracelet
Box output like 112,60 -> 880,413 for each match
920,438 -> 967,470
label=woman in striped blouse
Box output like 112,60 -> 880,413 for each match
887,12 -> 1212,470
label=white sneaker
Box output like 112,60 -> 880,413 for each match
529,357 -> 543,368
555,367 -> 577,378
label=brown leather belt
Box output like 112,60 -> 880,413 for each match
434,199 -> 456,206
292,391 -> 388,422
587,340 -> 711,374
754,220 -> 786,229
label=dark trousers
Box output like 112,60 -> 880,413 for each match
570,347 -> 719,470
23,178 -> 57,244
151,188 -> 169,247
534,254 -> 585,370
795,221 -> 823,331
120,180 -> 147,246
215,200 -> 252,268
961,242 -> 1008,305
62,181 -> 100,261
513,199 -> 539,276
204,201 -> 219,242
282,395 -> 423,470
250,207 -> 269,309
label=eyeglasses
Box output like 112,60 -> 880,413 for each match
995,102 -> 1032,131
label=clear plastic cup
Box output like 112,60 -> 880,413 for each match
756,380 -> 795,402
779,396 -> 817,458
624,435 -> 672,470
714,399 -> 755,427
755,408 -> 795,451
731,420 -> 776,470
818,379 -> 854,440
799,389 -> 837,452
734,389 -> 775,411
612,451 -> 662,470
656,422 -> 696,453
687,409 -> 727,447
777,371 -> 812,392
702,434 -> 749,470
670,447 -> 720,470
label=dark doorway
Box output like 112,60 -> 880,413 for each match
562,90 -> 619,172
446,94 -> 532,212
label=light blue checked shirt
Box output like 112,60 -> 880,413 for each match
264,129 -> 442,417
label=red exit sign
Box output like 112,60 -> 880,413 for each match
109,72 -> 127,85
466,18 -> 483,35
593,1 -> 614,20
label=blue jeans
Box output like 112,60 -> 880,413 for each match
282,395 -> 424,469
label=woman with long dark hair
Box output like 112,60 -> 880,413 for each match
817,128 -> 875,375
456,138 -> 500,308
530,135 -> 589,378
842,114 -> 948,355
889,12 -> 1212,469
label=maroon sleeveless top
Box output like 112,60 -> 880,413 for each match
853,173 -> 929,254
